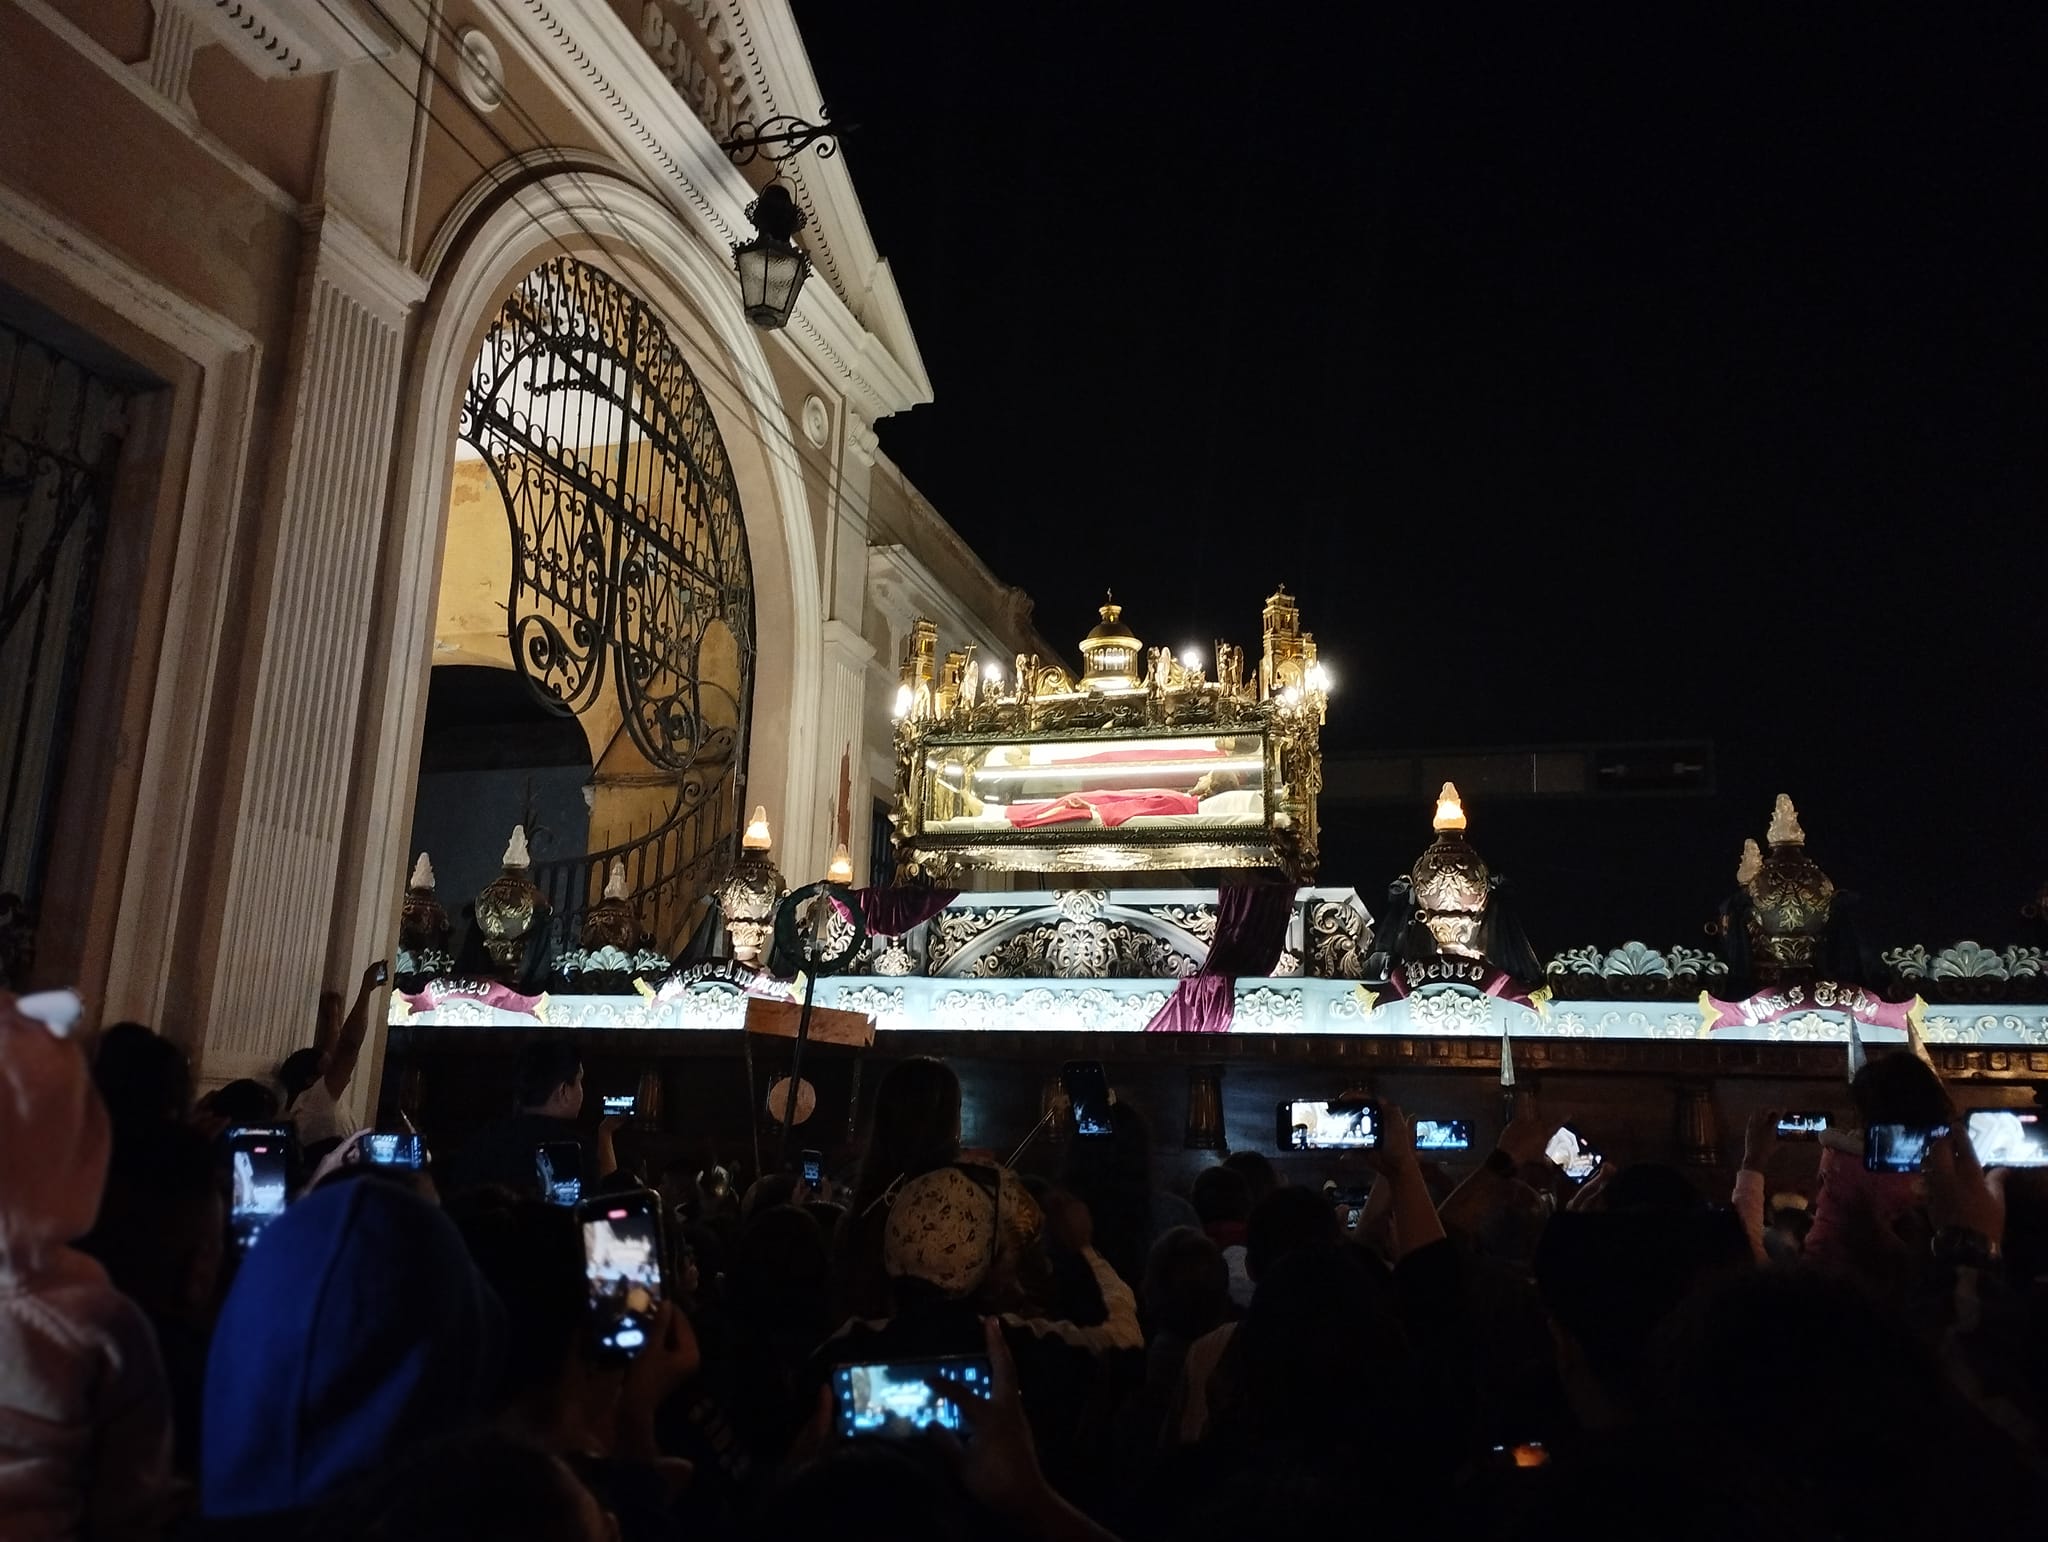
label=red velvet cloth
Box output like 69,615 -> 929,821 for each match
1004,789 -> 1199,829
856,886 -> 960,937
1145,880 -> 1297,1033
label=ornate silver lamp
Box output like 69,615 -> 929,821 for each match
719,805 -> 787,966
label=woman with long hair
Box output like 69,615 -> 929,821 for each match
835,1056 -> 963,1319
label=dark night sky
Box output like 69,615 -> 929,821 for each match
793,1 -> 2047,951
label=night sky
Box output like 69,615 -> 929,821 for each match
794,1 -> 2046,952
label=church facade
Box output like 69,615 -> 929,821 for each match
0,0 -> 1048,1105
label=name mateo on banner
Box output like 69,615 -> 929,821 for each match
398,979 -> 546,1018
1696,981 -> 1924,1035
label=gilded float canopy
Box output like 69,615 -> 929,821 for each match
888,590 -> 1328,883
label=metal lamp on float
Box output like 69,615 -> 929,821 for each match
1411,783 -> 1489,960
719,806 -> 786,966
730,185 -> 811,331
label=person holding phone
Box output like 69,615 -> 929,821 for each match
443,1040 -> 622,1198
277,958 -> 388,1156
1804,1054 -> 1952,1271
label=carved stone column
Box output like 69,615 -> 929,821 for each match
199,211 -> 423,1084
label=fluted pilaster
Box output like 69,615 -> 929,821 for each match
203,212 -> 423,1078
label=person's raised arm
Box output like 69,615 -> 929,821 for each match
1367,1103 -> 1446,1259
1007,1192 -> 1141,1352
595,1113 -> 625,1179
929,1317 -> 1126,1542
322,959 -> 388,1100
1438,1110 -> 1550,1239
1731,1107 -> 1777,1262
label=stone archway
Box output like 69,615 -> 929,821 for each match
333,171 -> 824,1026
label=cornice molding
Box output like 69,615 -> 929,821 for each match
488,0 -> 929,421
192,0 -> 397,78
867,543 -> 1015,669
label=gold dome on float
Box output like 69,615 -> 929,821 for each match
1077,595 -> 1144,692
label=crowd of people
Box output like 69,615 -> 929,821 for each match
3,979 -> 2045,1541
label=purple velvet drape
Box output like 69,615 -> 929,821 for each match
1144,880 -> 1298,1033
857,886 -> 961,937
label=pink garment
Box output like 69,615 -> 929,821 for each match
1802,1140 -> 1924,1269
0,995 -> 174,1540
1005,789 -> 1199,829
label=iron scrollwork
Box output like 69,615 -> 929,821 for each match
719,108 -> 845,165
461,257 -> 755,778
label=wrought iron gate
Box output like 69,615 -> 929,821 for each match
459,257 -> 756,946
0,319 -> 134,978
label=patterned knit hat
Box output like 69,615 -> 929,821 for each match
883,1166 -> 997,1298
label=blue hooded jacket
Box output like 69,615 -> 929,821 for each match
202,1179 -> 505,1518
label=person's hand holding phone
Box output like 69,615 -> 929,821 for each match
925,1320 -> 1049,1522
1564,1159 -> 1615,1213
1364,1101 -> 1419,1180
1495,1110 -> 1551,1173
363,959 -> 390,992
1743,1107 -> 1780,1172
595,1114 -> 627,1179
616,1301 -> 701,1461
1927,1127 -> 2006,1248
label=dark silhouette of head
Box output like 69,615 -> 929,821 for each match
444,1189 -> 585,1404
514,1040 -> 584,1117
1143,1225 -> 1231,1343
754,1437 -> 973,1542
92,1022 -> 191,1138
1220,1149 -> 1280,1206
206,1078 -> 280,1127
1850,1052 -> 1951,1130
278,1047 -> 325,1102
1245,1183 -> 1341,1283
1192,1164 -> 1253,1227
1599,1162 -> 1705,1214
853,1056 -> 961,1210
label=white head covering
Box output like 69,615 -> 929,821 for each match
883,1166 -> 997,1298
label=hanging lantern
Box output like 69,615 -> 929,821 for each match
731,184 -> 812,331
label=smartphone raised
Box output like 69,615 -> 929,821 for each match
1545,1125 -> 1603,1184
1061,1060 -> 1115,1137
1965,1109 -> 2048,1169
577,1189 -> 665,1357
601,1093 -> 638,1118
1776,1112 -> 1829,1140
1278,1098 -> 1380,1151
227,1125 -> 293,1249
831,1355 -> 992,1438
537,1141 -> 583,1207
801,1148 -> 824,1186
363,1130 -> 426,1170
1863,1123 -> 1949,1174
1413,1118 -> 1473,1153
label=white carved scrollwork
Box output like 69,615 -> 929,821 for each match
1405,989 -> 1494,1033
1234,987 -> 1304,1030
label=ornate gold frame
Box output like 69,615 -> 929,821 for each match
888,592 -> 1328,883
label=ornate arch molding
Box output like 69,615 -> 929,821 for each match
363,170 -> 824,933
460,253 -> 756,782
